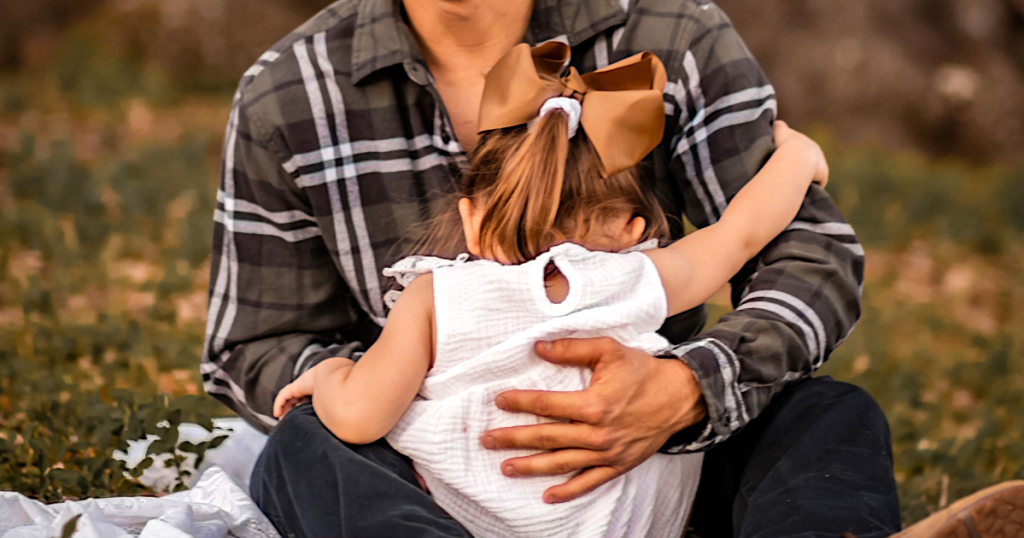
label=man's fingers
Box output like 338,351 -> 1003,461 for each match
494,389 -> 602,423
498,449 -> 605,478
543,466 -> 622,504
534,337 -> 624,368
482,422 -> 610,451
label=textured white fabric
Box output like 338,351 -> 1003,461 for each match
0,467 -> 279,538
385,242 -> 702,538
382,253 -> 471,308
536,97 -> 581,139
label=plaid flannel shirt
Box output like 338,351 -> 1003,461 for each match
202,0 -> 865,452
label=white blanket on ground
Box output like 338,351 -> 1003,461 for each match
0,419 -> 276,538
0,466 -> 279,538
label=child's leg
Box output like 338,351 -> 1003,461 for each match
251,402 -> 470,538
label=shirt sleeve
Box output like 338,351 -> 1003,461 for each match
201,87 -> 376,434
658,5 -> 865,453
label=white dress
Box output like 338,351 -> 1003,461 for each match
383,242 -> 703,538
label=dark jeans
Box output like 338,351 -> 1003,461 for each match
251,377 -> 901,538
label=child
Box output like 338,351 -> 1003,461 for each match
272,42 -> 829,538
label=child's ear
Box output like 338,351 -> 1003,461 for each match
458,198 -> 483,257
624,216 -> 647,247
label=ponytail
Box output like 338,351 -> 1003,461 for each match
478,112 -> 570,263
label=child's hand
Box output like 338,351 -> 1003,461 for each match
773,120 -> 829,187
274,357 -> 358,419
274,367 -> 318,419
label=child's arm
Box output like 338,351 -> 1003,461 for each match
645,121 -> 829,317
273,274 -> 435,444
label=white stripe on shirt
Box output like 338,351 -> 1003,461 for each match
314,32 -> 386,323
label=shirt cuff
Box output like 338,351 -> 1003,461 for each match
657,338 -> 746,453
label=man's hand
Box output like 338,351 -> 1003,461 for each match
480,337 -> 706,504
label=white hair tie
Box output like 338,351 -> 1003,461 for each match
535,97 -> 581,139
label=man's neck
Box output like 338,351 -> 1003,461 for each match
403,0 -> 533,78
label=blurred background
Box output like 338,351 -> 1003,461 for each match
0,0 -> 1022,524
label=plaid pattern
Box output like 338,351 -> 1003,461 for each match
202,0 -> 865,451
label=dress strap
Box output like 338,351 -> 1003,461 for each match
382,253 -> 471,308
621,238 -> 660,253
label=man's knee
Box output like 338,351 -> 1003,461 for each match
810,378 -> 887,424
762,377 -> 892,445
261,403 -> 317,454
783,376 -> 883,413
253,404 -> 335,489
253,402 -> 413,486
785,377 -> 893,451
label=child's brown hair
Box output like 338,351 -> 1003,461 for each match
418,109 -> 668,263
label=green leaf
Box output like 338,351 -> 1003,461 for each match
28,437 -> 48,455
207,435 -> 228,450
175,441 -> 200,454
48,468 -> 83,486
61,514 -> 82,538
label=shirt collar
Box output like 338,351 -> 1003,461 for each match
351,0 -> 626,85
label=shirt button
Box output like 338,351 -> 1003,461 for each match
405,62 -> 427,85
441,131 -> 451,145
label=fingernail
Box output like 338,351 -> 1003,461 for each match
543,493 -> 555,503
538,341 -> 552,351
502,464 -> 515,477
495,395 -> 507,409
481,435 -> 496,449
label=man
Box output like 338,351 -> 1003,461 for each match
200,0 -> 1021,536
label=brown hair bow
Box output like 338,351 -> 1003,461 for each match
477,41 -> 667,177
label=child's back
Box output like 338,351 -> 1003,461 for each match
272,41 -> 829,538
385,242 -> 702,538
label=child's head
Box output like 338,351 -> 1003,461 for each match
420,110 -> 668,263
418,43 -> 669,264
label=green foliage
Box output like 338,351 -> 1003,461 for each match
55,32 -> 175,109
7,135 -> 110,259
1,132 -> 224,500
823,138 -> 1016,254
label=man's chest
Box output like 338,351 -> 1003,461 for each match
286,49 -> 688,321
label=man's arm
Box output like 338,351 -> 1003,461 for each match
659,5 -> 864,452
202,87 -> 374,433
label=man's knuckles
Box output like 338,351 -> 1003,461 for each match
535,431 -> 559,449
553,460 -> 575,475
578,398 -> 606,424
586,428 -> 613,451
510,392 -> 550,416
